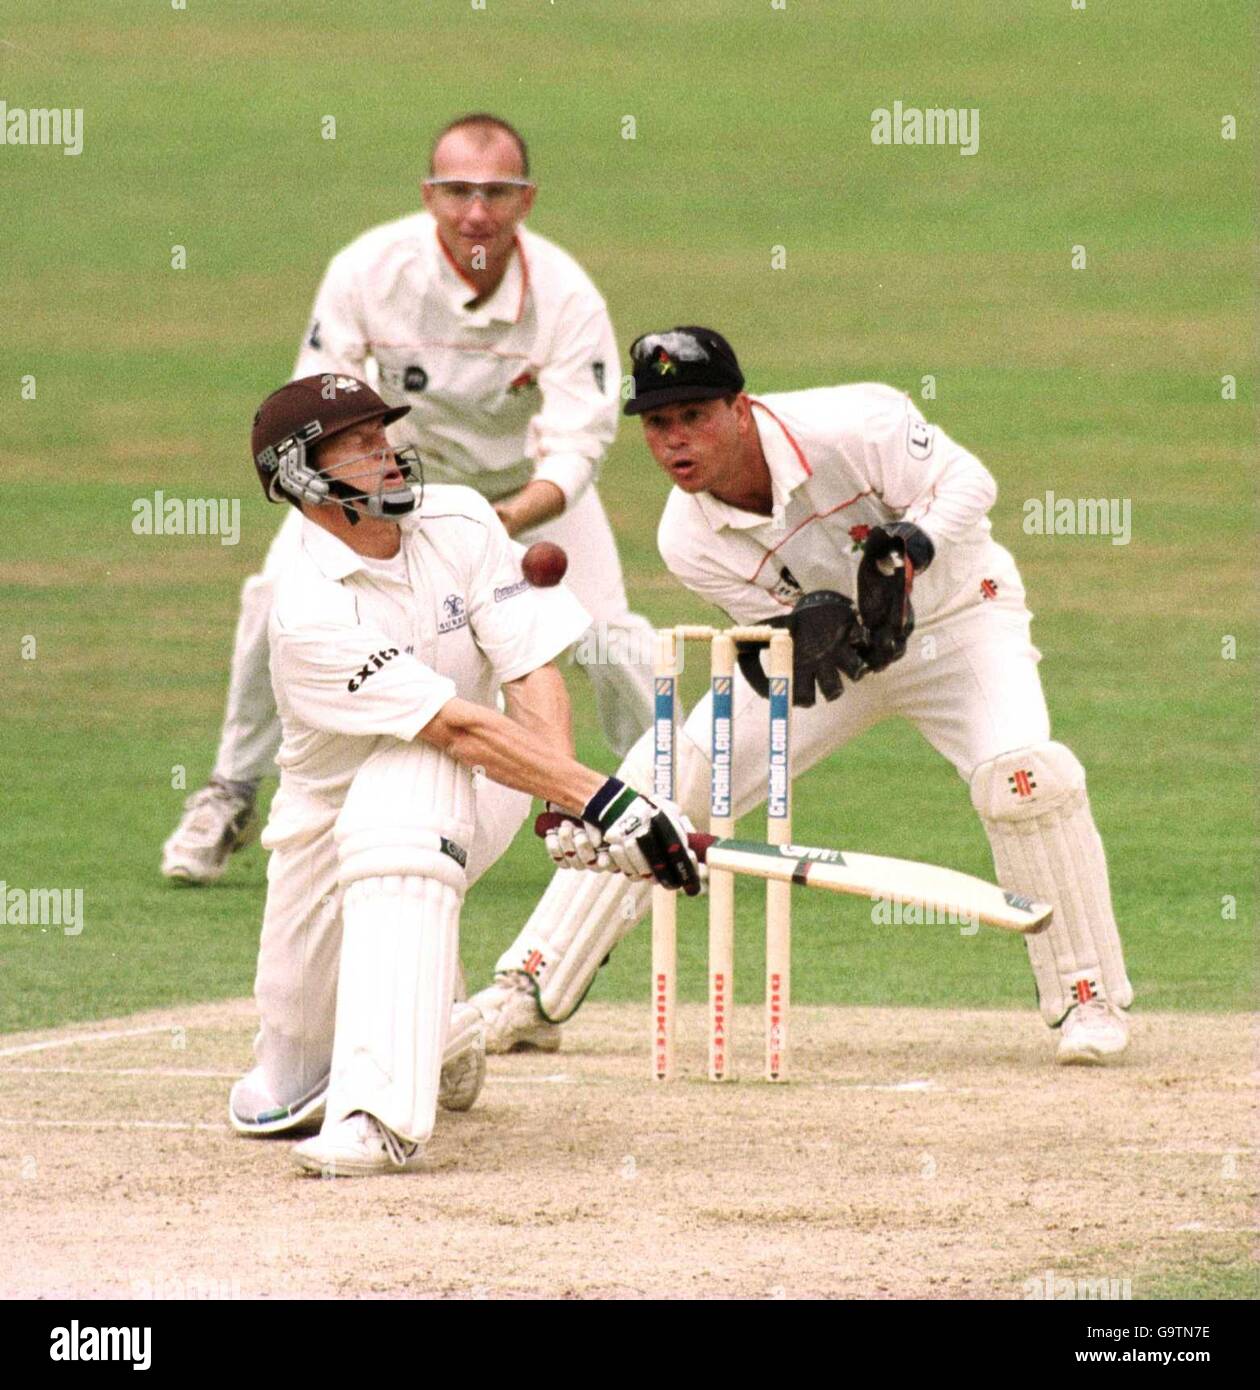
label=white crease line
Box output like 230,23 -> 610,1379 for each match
0,1118 -> 229,1132
485,1074 -> 575,1085
0,1067 -> 237,1079
0,1025 -> 174,1059
1174,1222 -> 1260,1233
1119,1146 -> 1256,1155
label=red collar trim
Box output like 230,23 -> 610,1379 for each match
435,227 -> 482,295
511,234 -> 529,323
435,228 -> 529,322
749,398 -> 812,477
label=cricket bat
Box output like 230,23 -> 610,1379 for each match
534,813 -> 1051,935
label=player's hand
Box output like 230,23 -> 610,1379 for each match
863,521 -> 934,575
541,802 -> 612,871
856,523 -> 934,672
582,779 -> 703,895
735,591 -> 870,708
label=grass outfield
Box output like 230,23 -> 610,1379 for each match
1,0 -> 1253,1032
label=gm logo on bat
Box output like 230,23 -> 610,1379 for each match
778,845 -> 843,863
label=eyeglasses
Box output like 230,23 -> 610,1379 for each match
422,178 -> 534,207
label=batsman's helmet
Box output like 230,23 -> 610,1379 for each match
251,374 -> 420,522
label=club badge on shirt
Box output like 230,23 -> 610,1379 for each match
439,594 -> 468,634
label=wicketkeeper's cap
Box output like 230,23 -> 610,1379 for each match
623,325 -> 745,416
250,374 -> 410,504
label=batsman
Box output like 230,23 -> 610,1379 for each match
231,374 -> 699,1176
473,325 -> 1133,1066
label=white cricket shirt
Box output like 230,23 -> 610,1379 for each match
292,211 -> 619,508
656,385 -> 1025,628
264,485 -> 589,846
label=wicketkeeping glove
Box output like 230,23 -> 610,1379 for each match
856,522 -> 934,672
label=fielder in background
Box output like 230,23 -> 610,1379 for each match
233,374 -> 698,1176
162,112 -> 655,884
473,325 -> 1133,1067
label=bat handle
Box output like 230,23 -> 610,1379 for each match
534,811 -> 715,864
688,832 -> 715,864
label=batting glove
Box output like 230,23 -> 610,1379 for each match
541,802 -> 613,871
582,779 -> 702,895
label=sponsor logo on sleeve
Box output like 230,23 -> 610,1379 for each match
494,578 -> 530,602
347,647 -> 400,692
307,320 -> 321,350
592,360 -> 606,392
404,364 -> 428,392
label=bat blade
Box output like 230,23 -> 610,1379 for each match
701,838 -> 1051,934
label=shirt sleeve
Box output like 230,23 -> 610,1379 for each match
526,294 -> 620,509
270,610 -> 455,742
291,248 -> 371,379
857,392 -> 998,547
451,493 -> 592,683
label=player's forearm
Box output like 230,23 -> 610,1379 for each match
418,697 -> 601,812
493,480 -> 565,537
502,663 -> 575,755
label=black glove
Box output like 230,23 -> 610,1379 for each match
736,590 -> 871,708
856,522 -> 934,672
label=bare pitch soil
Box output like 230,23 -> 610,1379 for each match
0,1001 -> 1253,1300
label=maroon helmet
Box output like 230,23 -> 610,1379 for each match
251,374 -> 419,520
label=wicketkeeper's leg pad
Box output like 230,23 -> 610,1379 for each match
970,741 -> 1132,1025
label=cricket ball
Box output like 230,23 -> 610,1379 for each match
522,541 -> 568,588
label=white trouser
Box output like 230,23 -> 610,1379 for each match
253,753 -> 529,1107
497,598 -> 1126,1026
212,489 -> 654,785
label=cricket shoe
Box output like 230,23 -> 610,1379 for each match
292,1112 -> 425,1177
229,1067 -> 326,1136
471,973 -> 563,1055
1056,999 -> 1130,1066
438,1003 -> 487,1112
161,781 -> 259,884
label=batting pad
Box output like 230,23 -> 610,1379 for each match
327,739 -> 473,1142
326,870 -> 463,1143
495,868 -> 654,1021
971,741 -> 1132,1025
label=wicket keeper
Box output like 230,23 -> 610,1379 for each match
473,326 -> 1133,1066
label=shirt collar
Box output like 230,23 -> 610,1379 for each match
433,224 -> 530,325
692,397 -> 812,532
300,510 -> 422,581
